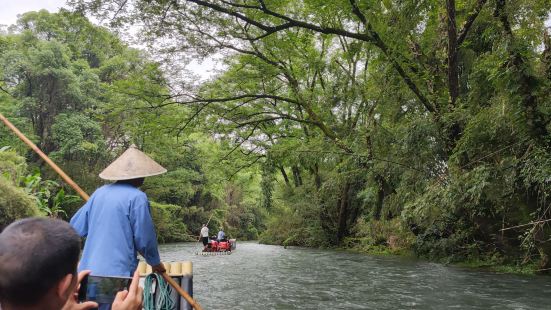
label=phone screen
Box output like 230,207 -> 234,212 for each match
78,275 -> 132,304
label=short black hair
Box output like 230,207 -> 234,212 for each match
0,217 -> 81,306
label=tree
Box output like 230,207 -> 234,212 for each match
59,0 -> 551,269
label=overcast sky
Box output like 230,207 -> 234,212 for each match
0,0 -> 219,81
0,0 -> 68,27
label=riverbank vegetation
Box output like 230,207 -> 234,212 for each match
0,10 -> 263,239
1,1 -> 550,274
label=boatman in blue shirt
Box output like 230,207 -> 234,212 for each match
70,145 -> 167,307
217,228 -> 226,242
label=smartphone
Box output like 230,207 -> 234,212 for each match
78,275 -> 132,304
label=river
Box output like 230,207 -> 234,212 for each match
158,242 -> 551,309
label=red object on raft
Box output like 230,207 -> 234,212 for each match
203,239 -> 236,252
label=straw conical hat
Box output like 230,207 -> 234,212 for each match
99,145 -> 167,180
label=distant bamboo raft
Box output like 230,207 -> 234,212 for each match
196,238 -> 236,255
195,251 -> 233,256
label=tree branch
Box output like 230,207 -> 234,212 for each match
185,0 -> 434,113
227,155 -> 264,179
457,0 -> 488,46
349,0 -> 367,25
236,115 -> 314,127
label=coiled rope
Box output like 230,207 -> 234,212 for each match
143,273 -> 176,310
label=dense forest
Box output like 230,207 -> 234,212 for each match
1,0 -> 550,273
0,10 -> 264,242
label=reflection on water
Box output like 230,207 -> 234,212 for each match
158,242 -> 551,310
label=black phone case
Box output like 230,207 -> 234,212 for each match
77,274 -> 88,302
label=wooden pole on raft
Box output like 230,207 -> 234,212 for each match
1,112 -> 204,310
0,112 -> 89,201
180,262 -> 194,310
161,272 -> 203,310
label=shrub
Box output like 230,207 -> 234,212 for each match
343,218 -> 415,255
0,150 -> 27,184
150,201 -> 192,243
0,177 -> 40,230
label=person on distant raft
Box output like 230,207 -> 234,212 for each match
217,228 -> 226,242
70,144 -> 167,309
200,224 -> 209,246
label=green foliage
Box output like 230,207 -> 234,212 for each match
0,94 -> 33,155
260,185 -> 333,248
259,158 -> 275,210
22,172 -> 80,218
1,1 -> 548,273
344,218 -> 415,255
0,150 -> 27,183
71,0 -> 551,271
0,177 -> 40,230
0,150 -> 40,229
258,206 -> 301,246
50,113 -> 105,161
150,201 -> 191,243
223,200 -> 265,241
0,9 -> 267,243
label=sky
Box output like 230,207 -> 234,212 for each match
0,0 -> 68,27
0,0 -> 218,80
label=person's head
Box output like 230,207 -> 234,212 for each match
0,217 -> 81,309
202,224 -> 207,227
117,177 -> 145,188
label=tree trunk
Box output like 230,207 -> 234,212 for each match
292,165 -> 302,187
543,31 -> 551,81
279,166 -> 290,186
495,0 -> 549,139
337,182 -> 350,244
313,163 -> 321,189
446,0 -> 459,106
373,175 -> 385,220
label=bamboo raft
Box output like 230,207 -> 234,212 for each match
196,238 -> 236,255
195,251 -> 233,256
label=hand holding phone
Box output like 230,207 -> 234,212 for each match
78,274 -> 132,304
62,270 -> 98,310
112,270 -> 143,310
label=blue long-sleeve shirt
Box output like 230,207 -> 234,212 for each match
70,183 -> 161,277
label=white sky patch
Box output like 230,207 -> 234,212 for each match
0,0 -> 220,81
186,55 -> 225,82
0,0 -> 68,27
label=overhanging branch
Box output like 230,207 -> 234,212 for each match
457,0 -> 488,46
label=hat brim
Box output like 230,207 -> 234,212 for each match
99,168 -> 167,181
99,145 -> 167,181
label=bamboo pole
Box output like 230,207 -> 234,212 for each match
0,112 -> 89,201
500,218 -> 551,231
1,112 -> 204,309
161,272 -> 203,310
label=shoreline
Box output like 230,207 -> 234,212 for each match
260,240 -> 544,276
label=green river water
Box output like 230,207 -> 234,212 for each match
158,242 -> 551,310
